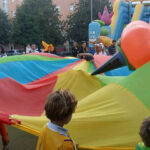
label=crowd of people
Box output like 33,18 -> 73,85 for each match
0,40 -> 117,59
26,44 -> 40,53
71,40 -> 117,60
0,44 -> 40,58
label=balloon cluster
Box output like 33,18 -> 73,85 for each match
42,41 -> 54,53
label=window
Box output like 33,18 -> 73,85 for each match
56,6 -> 60,12
12,11 -> 15,17
2,0 -> 8,13
70,3 -> 75,11
2,0 -> 6,8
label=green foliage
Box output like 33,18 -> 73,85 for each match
94,20 -> 105,26
0,10 -> 10,44
11,0 -> 63,47
66,0 -> 112,43
100,28 -> 109,36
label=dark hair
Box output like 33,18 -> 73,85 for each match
0,45 -> 5,54
81,41 -> 86,44
31,44 -> 36,47
45,90 -> 77,121
112,40 -> 116,43
139,117 -> 150,147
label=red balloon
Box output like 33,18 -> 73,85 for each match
121,21 -> 150,69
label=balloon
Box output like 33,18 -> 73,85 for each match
42,41 -> 54,52
121,21 -> 150,69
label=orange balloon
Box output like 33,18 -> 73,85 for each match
121,21 -> 150,69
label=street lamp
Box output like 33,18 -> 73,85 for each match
91,0 -> 93,21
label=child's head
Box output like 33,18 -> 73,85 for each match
112,40 -> 116,45
81,41 -> 87,48
73,42 -> 78,48
139,116 -> 150,147
94,43 -> 104,54
45,90 -> 77,125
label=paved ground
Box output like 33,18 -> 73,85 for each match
0,125 -> 84,150
0,125 -> 38,150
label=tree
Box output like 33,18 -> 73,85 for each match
11,0 -> 63,48
66,0 -> 112,43
0,10 -> 10,45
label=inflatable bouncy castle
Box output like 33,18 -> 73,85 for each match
89,0 -> 150,48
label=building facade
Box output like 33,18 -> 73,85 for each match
8,0 -> 22,17
0,0 -> 115,19
53,0 -> 79,20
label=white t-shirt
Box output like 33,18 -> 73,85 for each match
31,49 -> 39,53
26,47 -> 32,54
94,51 -> 107,56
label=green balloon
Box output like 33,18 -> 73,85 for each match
94,20 -> 105,26
100,28 -> 109,36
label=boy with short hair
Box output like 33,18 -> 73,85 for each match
36,90 -> 78,150
136,116 -> 150,150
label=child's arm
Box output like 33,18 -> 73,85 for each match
58,139 -> 76,150
0,122 -> 10,146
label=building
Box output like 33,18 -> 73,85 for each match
8,0 -> 22,17
0,0 -> 79,19
53,0 -> 79,20
1,0 -> 22,17
0,0 -> 115,19
1,0 -> 8,13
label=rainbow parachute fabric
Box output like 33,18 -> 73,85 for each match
0,53 -> 149,150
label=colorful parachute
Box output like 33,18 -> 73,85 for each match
0,53 -> 149,150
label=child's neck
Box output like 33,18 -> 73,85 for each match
52,121 -> 64,127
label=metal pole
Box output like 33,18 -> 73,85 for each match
91,0 -> 93,21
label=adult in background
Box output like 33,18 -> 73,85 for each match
80,41 -> 88,53
108,40 -> 116,55
26,44 -> 32,54
0,45 -> 7,57
71,42 -> 80,57
31,44 -> 39,53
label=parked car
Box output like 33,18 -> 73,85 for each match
14,49 -> 24,55
6,50 -> 15,56
6,49 -> 24,56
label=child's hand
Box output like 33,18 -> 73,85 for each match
76,144 -> 79,149
2,135 -> 10,146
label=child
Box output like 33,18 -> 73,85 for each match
36,90 -> 78,150
94,43 -> 108,56
136,117 -> 150,150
